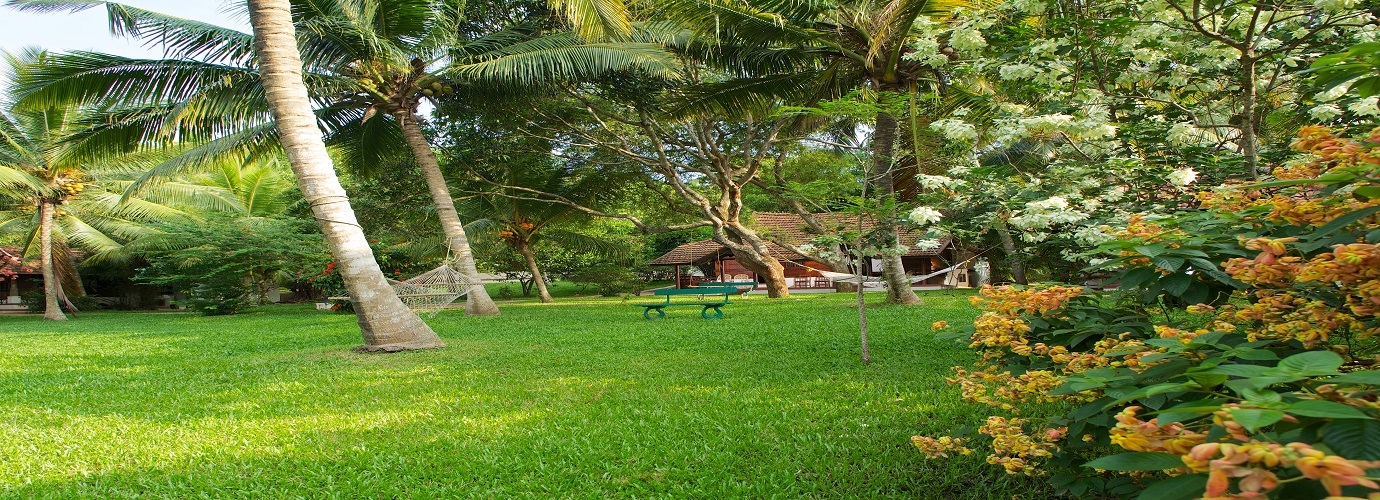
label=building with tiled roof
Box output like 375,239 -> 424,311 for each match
649,213 -> 959,289
1,246 -> 42,309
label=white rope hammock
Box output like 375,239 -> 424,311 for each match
816,262 -> 967,287
384,263 -> 485,317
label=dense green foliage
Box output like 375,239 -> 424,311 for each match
135,215 -> 328,315
917,126 -> 1380,499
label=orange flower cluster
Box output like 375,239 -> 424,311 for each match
1108,406 -> 1206,456
910,435 -> 972,459
1314,384 -> 1380,411
968,284 -> 1084,316
1187,441 -> 1380,498
1215,239 -> 1380,347
1204,127 -> 1380,230
965,285 -> 1083,354
979,416 -> 1064,475
1114,216 -> 1183,267
947,366 -> 1068,410
1293,125 -> 1380,173
968,312 -> 1032,351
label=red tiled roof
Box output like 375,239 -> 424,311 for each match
648,239 -> 806,266
749,212 -> 951,257
648,212 -> 951,265
0,246 -> 38,275
648,240 -> 723,266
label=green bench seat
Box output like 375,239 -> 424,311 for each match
635,286 -> 739,319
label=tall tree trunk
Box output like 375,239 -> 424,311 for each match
39,200 -> 66,321
719,224 -> 789,297
872,110 -> 922,305
855,206 -> 870,364
725,246 -> 788,297
248,0 -> 443,352
395,110 -> 500,316
996,223 -> 1028,285
517,241 -> 553,303
1239,54 -> 1260,180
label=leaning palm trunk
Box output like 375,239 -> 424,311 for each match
395,110 -> 500,315
872,111 -> 922,305
39,200 -> 67,321
248,0 -> 443,351
516,241 -> 553,303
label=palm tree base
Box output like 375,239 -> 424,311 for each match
354,338 -> 447,353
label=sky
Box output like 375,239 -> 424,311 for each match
0,1 -> 249,84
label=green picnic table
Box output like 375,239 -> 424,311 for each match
635,286 -> 740,319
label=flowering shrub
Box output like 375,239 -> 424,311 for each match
916,127 -> 1380,499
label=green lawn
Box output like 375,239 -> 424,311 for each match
0,291 -> 1046,499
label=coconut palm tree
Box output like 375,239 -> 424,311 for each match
0,54 -> 244,320
246,0 -> 446,350
460,162 -> 627,303
9,0 -> 676,315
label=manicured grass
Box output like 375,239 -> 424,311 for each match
0,291 -> 1046,499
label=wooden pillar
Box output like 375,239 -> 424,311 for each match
674,265 -> 681,289
6,277 -> 19,304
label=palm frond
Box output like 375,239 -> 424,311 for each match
538,228 -> 630,260
549,0 -> 633,42
655,0 -> 829,49
99,2 -> 257,63
122,123 -> 281,199
670,71 -> 824,118
322,105 -> 414,178
0,165 -> 45,191
55,211 -> 128,263
451,35 -> 678,85
12,52 -> 261,110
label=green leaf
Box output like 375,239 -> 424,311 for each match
1244,173 -> 1353,189
1135,244 -> 1167,257
1187,258 -> 1243,288
1180,282 -> 1210,306
1146,382 -> 1191,397
1052,380 -> 1106,395
1354,186 -> 1380,201
1186,373 -> 1228,388
1187,332 -> 1226,347
1137,473 -> 1209,500
1162,273 -> 1191,296
1286,400 -> 1372,420
1083,452 -> 1186,471
1119,267 -> 1159,289
1146,338 -> 1188,351
1305,205 -> 1380,239
1276,351 -> 1344,377
1233,349 -> 1278,361
1241,388 -> 1281,404
1231,409 -> 1285,432
1156,399 -> 1229,425
1330,370 -> 1380,385
1151,256 -> 1185,272
1227,376 -> 1303,392
1322,419 -> 1380,460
